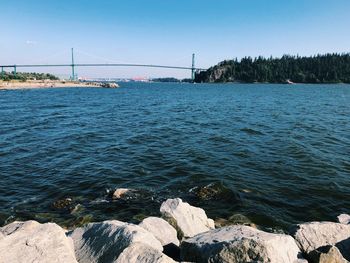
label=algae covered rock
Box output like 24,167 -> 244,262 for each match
215,213 -> 256,228
52,197 -> 78,212
190,182 -> 238,201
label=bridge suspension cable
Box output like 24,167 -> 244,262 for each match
0,49 -> 207,81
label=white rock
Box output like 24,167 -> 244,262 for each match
69,220 -> 163,263
0,220 -> 77,263
116,243 -> 177,263
160,198 -> 215,238
139,217 -> 180,246
181,225 -> 306,263
338,214 -> 350,225
293,221 -> 350,254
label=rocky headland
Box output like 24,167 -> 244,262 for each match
0,194 -> 349,263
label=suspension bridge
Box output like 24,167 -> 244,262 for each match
0,48 -> 207,81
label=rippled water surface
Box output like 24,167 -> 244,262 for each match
1,83 -> 349,230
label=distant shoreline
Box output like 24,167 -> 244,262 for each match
0,80 -> 118,90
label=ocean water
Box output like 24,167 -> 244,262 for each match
0,83 -> 349,230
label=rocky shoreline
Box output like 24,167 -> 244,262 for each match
0,195 -> 349,263
0,80 -> 119,90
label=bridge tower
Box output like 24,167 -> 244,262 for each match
71,48 -> 75,81
191,53 -> 195,82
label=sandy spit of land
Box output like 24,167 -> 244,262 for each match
0,80 -> 106,90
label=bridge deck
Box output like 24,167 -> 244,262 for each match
0,63 -> 206,71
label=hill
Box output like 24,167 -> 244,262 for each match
195,53 -> 350,84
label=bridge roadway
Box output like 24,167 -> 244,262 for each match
1,50 -> 206,80
0,63 -> 206,71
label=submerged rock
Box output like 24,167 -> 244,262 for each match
0,220 -> 77,263
52,197 -> 77,212
190,182 -> 237,201
292,222 -> 350,254
338,214 -> 350,225
53,197 -> 73,208
139,217 -> 179,246
215,214 -> 257,228
160,198 -> 215,239
110,188 -> 146,200
116,243 -> 176,263
70,203 -> 84,215
69,220 -> 163,263
308,245 -> 347,263
181,225 -> 306,263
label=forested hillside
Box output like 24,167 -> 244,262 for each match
195,53 -> 350,83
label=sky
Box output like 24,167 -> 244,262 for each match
1,0 -> 350,79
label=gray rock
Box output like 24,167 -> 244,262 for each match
0,220 -> 77,263
181,225 -> 306,263
293,222 -> 350,254
338,214 -> 350,225
69,220 -> 163,263
139,217 -> 180,246
160,198 -> 215,238
116,243 -> 177,263
308,245 -> 348,263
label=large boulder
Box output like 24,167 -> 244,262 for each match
181,225 -> 306,263
293,222 -> 350,254
0,220 -> 77,263
160,198 -> 215,238
139,217 -> 179,246
116,243 -> 177,263
69,220 -> 163,263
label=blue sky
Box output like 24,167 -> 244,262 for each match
1,0 -> 350,78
